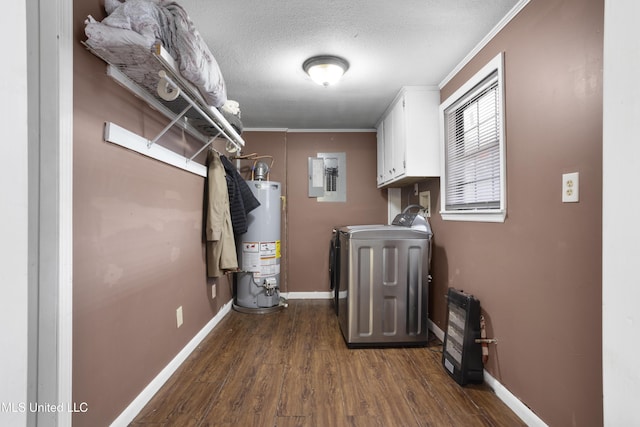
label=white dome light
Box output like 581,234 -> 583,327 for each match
303,56 -> 350,87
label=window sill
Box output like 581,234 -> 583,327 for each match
440,210 -> 506,223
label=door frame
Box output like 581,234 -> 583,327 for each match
26,0 -> 73,425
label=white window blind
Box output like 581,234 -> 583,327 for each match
444,73 -> 500,210
439,52 -> 505,222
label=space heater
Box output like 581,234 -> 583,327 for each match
442,288 -> 483,385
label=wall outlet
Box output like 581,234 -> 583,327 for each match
176,306 -> 183,328
562,172 -> 579,203
419,191 -> 431,217
211,284 -> 216,299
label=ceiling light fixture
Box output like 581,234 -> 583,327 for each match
303,55 -> 349,87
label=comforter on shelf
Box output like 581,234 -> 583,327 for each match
84,0 -> 227,108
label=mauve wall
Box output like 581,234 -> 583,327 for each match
403,0 -> 603,425
73,1 -> 231,425
286,132 -> 388,292
242,131 -> 389,293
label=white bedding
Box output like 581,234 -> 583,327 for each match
85,0 -> 227,108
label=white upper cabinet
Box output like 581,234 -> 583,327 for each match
376,87 -> 440,187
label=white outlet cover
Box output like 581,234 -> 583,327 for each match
562,172 -> 579,203
176,306 -> 183,328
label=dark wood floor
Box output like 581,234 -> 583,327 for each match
130,299 -> 525,426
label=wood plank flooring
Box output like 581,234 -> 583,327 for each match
130,299 -> 525,426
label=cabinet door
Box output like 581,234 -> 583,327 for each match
376,87 -> 440,187
383,110 -> 394,182
376,122 -> 385,186
391,95 -> 406,179
403,89 -> 441,177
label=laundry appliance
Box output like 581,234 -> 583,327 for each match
335,206 -> 432,347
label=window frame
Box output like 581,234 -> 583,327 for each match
439,52 -> 506,222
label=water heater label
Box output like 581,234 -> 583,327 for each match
241,240 -> 281,276
241,242 -> 260,272
260,242 -> 277,256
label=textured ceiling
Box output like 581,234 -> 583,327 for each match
180,0 -> 520,129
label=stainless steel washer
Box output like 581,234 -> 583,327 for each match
337,208 -> 432,347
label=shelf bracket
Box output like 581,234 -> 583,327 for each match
188,132 -> 222,163
148,104 -> 192,148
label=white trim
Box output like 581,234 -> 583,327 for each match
244,127 -> 289,132
440,53 -> 504,109
104,122 -> 208,177
440,210 -> 506,223
439,0 -> 530,89
1,2 -> 29,425
110,299 -> 233,427
243,128 -> 377,133
483,370 -> 548,427
31,0 -> 74,424
58,0 -> 74,419
439,52 -> 507,223
603,1 -> 640,424
428,319 -> 446,341
283,291 -> 333,300
287,128 -> 376,133
428,321 -> 546,427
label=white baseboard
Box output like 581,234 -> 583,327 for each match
428,319 -> 446,341
110,299 -> 233,427
483,370 -> 547,427
283,291 -> 333,300
428,321 -> 547,427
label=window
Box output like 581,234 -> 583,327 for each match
440,53 -> 506,222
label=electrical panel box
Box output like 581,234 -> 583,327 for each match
308,152 -> 347,202
442,288 -> 484,385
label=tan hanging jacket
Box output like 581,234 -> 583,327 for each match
206,151 -> 238,277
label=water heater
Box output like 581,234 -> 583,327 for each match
235,180 -> 282,312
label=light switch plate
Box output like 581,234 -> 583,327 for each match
562,172 -> 579,203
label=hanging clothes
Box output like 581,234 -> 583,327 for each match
220,155 -> 260,235
205,151 -> 237,277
